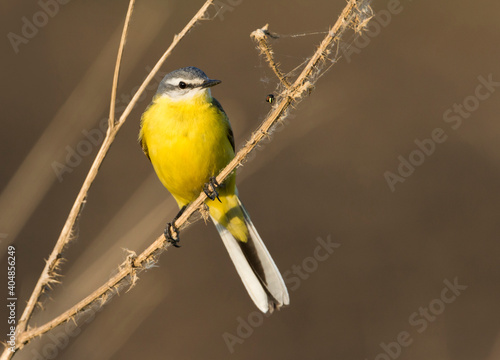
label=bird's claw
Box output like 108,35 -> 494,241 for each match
204,176 -> 221,203
164,222 -> 181,248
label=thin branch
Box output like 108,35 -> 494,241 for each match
11,0 -> 372,351
109,0 -> 136,129
252,24 -> 291,89
4,0 -> 215,357
14,0 -> 135,343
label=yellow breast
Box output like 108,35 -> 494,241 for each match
140,93 -> 235,206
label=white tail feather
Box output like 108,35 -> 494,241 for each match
211,200 -> 289,313
237,198 -> 290,306
213,220 -> 270,312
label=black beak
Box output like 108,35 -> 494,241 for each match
201,79 -> 221,88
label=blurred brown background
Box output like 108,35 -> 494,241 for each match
1,0 -> 500,359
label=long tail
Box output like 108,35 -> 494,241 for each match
210,197 -> 289,313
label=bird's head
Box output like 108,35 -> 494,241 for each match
156,66 -> 221,102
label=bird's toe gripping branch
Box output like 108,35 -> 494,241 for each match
163,205 -> 187,248
203,176 -> 221,203
164,222 -> 181,248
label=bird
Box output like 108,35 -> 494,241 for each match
139,66 -> 289,313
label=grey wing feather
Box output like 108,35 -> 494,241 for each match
139,109 -> 151,161
212,97 -> 235,152
140,136 -> 150,161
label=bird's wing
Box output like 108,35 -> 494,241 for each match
212,97 -> 235,152
139,135 -> 150,161
139,102 -> 152,161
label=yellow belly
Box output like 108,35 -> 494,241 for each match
140,94 -> 235,207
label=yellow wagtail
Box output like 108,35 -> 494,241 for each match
139,67 -> 289,312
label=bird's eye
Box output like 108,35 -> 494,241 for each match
178,81 -> 187,89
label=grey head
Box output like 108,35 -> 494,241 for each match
156,66 -> 221,101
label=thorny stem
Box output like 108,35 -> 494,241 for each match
14,0 -> 134,344
253,24 -> 292,89
2,1 -> 215,358
108,0 -> 135,129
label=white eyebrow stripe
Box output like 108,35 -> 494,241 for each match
165,77 -> 205,86
165,78 -> 183,85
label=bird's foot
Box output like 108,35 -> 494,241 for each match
164,222 -> 181,248
163,205 -> 186,248
203,176 -> 221,203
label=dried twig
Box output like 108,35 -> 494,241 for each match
252,24 -> 291,89
2,1 -> 215,358
8,0 -> 372,353
108,0 -> 135,129
14,0 -> 136,343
